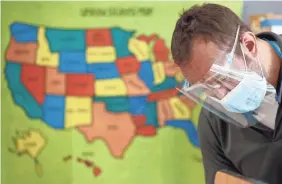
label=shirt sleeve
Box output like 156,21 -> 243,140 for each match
198,109 -> 240,184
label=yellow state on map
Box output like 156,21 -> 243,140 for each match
86,46 -> 116,63
169,97 -> 191,120
175,71 -> 185,83
65,96 -> 92,129
15,130 -> 46,158
95,78 -> 127,96
128,38 -> 149,61
152,62 -> 166,85
16,139 -> 26,152
36,27 -> 59,67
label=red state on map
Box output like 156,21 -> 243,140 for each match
75,157 -> 102,176
153,39 -> 170,62
132,115 -> 146,127
116,56 -> 140,74
66,74 -> 95,96
137,34 -> 159,43
83,160 -> 93,167
86,29 -> 113,46
21,65 -> 45,104
93,167 -> 102,176
147,88 -> 179,102
136,125 -> 157,136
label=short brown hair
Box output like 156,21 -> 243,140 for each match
171,3 -> 251,64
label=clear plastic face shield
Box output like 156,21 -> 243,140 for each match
177,25 -> 277,128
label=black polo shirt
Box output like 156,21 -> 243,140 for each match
198,32 -> 282,184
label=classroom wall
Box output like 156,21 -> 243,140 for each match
242,1 -> 282,23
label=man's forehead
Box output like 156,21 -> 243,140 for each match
177,39 -> 221,84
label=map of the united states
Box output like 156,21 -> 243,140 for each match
5,22 -> 199,160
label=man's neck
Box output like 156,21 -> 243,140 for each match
258,39 -> 281,88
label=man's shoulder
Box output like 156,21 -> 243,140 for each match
198,108 -> 228,141
198,108 -> 227,129
198,109 -> 248,146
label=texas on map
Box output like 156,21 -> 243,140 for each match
5,22 -> 199,159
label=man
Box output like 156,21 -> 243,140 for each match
171,3 -> 282,184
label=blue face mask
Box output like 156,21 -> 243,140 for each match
210,42 -> 267,113
215,70 -> 267,113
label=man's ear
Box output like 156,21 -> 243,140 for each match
240,32 -> 258,57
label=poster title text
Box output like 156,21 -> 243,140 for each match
80,7 -> 154,17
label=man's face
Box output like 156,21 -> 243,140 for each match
176,38 -> 250,100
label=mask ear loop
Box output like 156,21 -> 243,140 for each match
240,43 -> 265,80
240,43 -> 248,72
256,56 -> 266,79
226,25 -> 241,68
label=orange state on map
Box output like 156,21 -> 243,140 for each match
157,99 -> 174,127
6,38 -> 37,64
45,67 -> 66,96
122,73 -> 150,96
77,102 -> 136,158
164,61 -> 179,77
179,95 -> 197,109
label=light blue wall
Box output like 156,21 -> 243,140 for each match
242,1 -> 282,23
